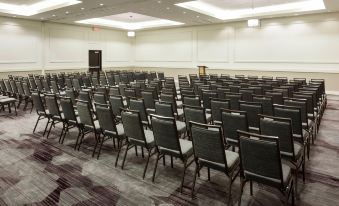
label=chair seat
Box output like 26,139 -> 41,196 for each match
281,142 -> 303,160
146,108 -> 156,114
0,98 -> 16,103
179,139 -> 193,158
176,121 -> 186,133
302,119 -> 315,129
144,129 -> 155,145
177,108 -> 184,118
225,150 -> 240,171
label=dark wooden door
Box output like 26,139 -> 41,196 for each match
89,50 -> 102,74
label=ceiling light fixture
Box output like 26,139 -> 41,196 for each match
76,15 -> 184,30
176,0 -> 325,20
248,19 -> 260,27
127,31 -> 135,37
0,0 -> 82,16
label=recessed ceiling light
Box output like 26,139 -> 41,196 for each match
81,7 -> 85,10
65,11 -> 69,14
183,11 -> 186,14
248,19 -> 260,27
99,3 -> 104,6
13,15 -> 16,18
157,0 -> 161,3
127,31 -> 135,37
52,14 -> 56,17
196,15 -> 200,18
176,0 -> 325,20
0,0 -> 82,16
166,7 -> 170,10
40,17 -> 44,20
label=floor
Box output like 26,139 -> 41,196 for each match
0,95 -> 338,206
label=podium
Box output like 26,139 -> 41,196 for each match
198,65 -> 208,76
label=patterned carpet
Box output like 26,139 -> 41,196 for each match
0,96 -> 339,206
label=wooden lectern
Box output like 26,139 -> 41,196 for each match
198,65 -> 208,76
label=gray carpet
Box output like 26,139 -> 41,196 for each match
0,95 -> 338,205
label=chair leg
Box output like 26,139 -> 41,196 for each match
227,177 -> 233,206
58,123 -> 66,143
46,120 -> 54,138
121,142 -> 130,169
115,139 -> 123,167
92,133 -> 100,158
33,116 -> 41,133
250,180 -> 253,196
238,178 -> 246,206
208,167 -> 211,181
43,118 -> 50,136
152,152 -> 160,182
171,155 -> 174,168
180,160 -> 188,193
135,146 -> 138,156
191,162 -> 199,199
97,135 -> 105,159
302,156 -> 306,183
74,129 -> 82,150
77,132 -> 85,151
61,126 -> 69,144
142,149 -> 152,179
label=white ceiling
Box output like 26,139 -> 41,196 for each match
0,0 -> 338,30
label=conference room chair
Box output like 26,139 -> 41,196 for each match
253,95 -> 274,116
190,122 -> 240,205
273,104 -> 310,159
59,97 -> 81,146
155,101 -> 186,136
239,88 -> 255,102
32,92 -> 51,136
182,95 -> 201,107
76,100 -> 102,157
129,98 -> 150,127
239,101 -> 263,132
265,90 -> 284,105
141,91 -> 156,114
237,131 -> 295,206
224,92 -> 243,110
109,95 -> 125,120
150,114 -> 194,191
221,109 -> 249,151
210,98 -> 230,124
45,94 -> 64,139
120,109 -> 155,179
22,82 -> 33,111
259,115 -> 305,196
284,98 -> 316,142
95,103 -> 125,160
202,90 -> 218,111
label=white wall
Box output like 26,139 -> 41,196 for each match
0,16 -> 133,73
133,12 -> 339,73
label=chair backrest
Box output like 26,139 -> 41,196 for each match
239,88 -> 254,102
65,89 -> 77,104
202,91 -> 217,109
129,98 -> 148,123
125,88 -> 137,106
16,81 -> 25,96
92,77 -> 99,87
283,98 -> 308,123
22,82 -> 31,96
273,105 -> 303,137
190,122 -> 228,172
259,115 -> 295,159
141,91 -> 155,109
217,88 -> 231,99
265,91 -> 283,105
42,79 -> 50,92
183,105 -> 206,126
51,81 -> 59,94
151,115 -> 181,156
221,109 -> 248,144
29,78 -> 37,90
76,100 -> 95,128
155,101 -> 174,118
32,92 -> 45,114
225,92 -> 242,110
10,80 -> 18,93
118,84 -> 127,96
239,101 -> 263,129
60,97 -> 77,122
121,109 -> 147,144
45,94 -> 61,117
182,95 -> 201,107
210,98 -> 230,123
109,95 -> 125,117
238,131 -> 284,188
253,95 -> 273,116
95,103 -> 118,134
79,91 -> 91,103
109,87 -> 120,96
72,79 -> 81,91
93,92 -> 107,105
160,93 -> 177,111
292,92 -> 314,115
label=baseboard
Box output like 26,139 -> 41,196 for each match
326,91 -> 339,95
